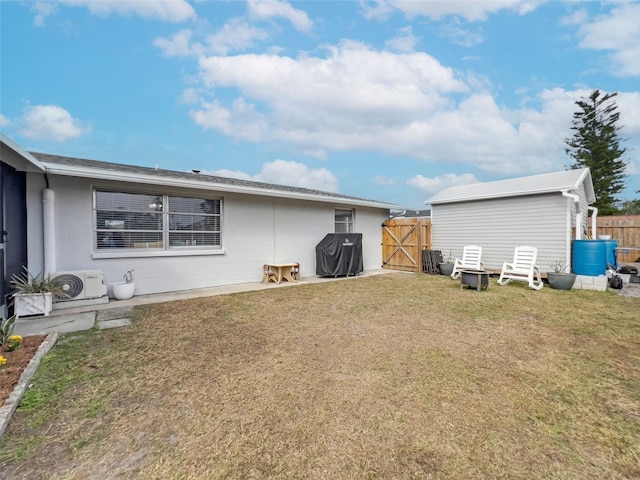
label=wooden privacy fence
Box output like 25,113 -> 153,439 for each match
381,218 -> 431,272
591,215 -> 640,264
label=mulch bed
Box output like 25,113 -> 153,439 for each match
1,335 -> 46,407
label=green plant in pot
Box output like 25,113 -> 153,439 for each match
439,250 -> 455,276
547,259 -> 576,290
10,267 -> 69,317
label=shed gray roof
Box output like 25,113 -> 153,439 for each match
30,152 -> 402,210
426,168 -> 595,205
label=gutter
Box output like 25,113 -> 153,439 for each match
427,185 -> 585,205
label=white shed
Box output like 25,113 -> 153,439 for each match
425,168 -> 597,273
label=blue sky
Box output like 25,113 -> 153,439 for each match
1,0 -> 639,209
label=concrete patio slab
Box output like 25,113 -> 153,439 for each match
14,312 -> 96,336
96,307 -> 134,321
97,318 -> 132,330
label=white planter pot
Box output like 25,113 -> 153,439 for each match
112,282 -> 135,300
14,292 -> 53,318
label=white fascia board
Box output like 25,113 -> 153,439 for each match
426,186 -> 578,205
0,133 -> 46,172
42,163 -> 400,210
573,168 -> 596,203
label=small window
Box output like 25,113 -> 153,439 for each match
94,190 -> 222,251
335,209 -> 354,233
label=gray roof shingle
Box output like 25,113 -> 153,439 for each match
426,168 -> 594,205
32,152 -> 400,209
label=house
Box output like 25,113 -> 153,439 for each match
425,168 -> 597,273
1,134 -> 400,315
392,209 -> 431,218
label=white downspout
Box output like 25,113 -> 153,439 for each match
562,191 -> 581,240
562,191 -> 582,271
42,188 -> 56,276
588,206 -> 598,238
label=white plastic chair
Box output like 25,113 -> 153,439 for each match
497,246 -> 544,290
451,245 -> 484,279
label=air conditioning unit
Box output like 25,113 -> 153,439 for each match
52,270 -> 108,301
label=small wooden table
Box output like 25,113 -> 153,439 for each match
460,269 -> 489,291
263,263 -> 298,284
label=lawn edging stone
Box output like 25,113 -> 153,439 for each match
0,331 -> 58,439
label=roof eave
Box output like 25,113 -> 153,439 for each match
42,162 -> 400,210
426,186 -> 586,206
574,168 -> 596,203
0,133 -> 46,172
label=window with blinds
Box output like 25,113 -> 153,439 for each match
94,190 -> 222,250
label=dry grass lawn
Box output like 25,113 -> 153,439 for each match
1,273 -> 639,479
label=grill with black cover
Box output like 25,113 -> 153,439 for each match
315,233 -> 363,277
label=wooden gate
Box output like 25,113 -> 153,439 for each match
381,218 -> 431,272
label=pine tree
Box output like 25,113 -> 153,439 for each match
565,90 -> 627,216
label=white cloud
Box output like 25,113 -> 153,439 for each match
179,88 -> 202,105
154,1 -> 309,59
359,0 -> 396,21
618,92 -> 640,135
385,26 -> 418,52
19,105 -> 91,142
155,19 -> 270,57
205,18 -> 270,55
361,0 -> 542,22
560,8 -> 588,27
439,19 -> 484,47
154,29 -> 205,57
205,159 -> 338,192
31,2 -> 57,26
186,39 -> 640,181
57,0 -> 196,23
190,98 -> 268,141
407,173 -> 479,196
191,41 -> 468,149
247,0 -> 313,33
617,91 -> 640,177
375,176 -> 396,186
574,3 -> 640,77
0,114 -> 10,127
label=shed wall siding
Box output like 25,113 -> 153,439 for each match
25,175 -> 387,295
431,193 -> 570,271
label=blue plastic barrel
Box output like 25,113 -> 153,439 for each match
572,240 -> 607,276
604,240 -> 618,269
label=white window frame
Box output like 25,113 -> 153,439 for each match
92,189 -> 224,258
335,208 -> 354,233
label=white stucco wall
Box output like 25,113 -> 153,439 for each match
25,174 -> 388,295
